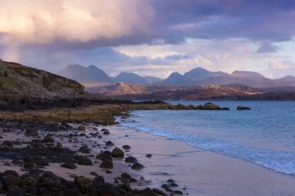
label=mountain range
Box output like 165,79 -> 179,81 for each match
0,59 -> 294,103
57,64 -> 295,88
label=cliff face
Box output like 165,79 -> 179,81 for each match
0,59 -> 85,104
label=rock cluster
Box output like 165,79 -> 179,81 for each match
0,120 -> 187,195
0,169 -> 170,195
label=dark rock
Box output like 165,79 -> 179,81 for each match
92,176 -> 105,186
99,161 -> 113,169
96,182 -> 119,195
120,172 -> 131,180
39,171 -> 59,184
140,187 -> 157,196
161,184 -> 172,192
111,147 -> 124,158
96,151 -> 113,161
165,179 -> 179,188
125,156 -> 138,163
131,162 -> 144,170
174,190 -> 184,195
29,169 -> 44,176
89,171 -> 98,176
3,170 -> 19,176
102,129 -> 110,135
2,175 -> 21,190
42,135 -> 55,144
1,140 -> 14,148
61,162 -> 77,169
7,187 -> 25,196
77,156 -> 93,165
39,182 -> 65,193
20,173 -> 38,189
78,145 -> 91,153
237,106 -> 251,110
12,159 -> 22,166
23,161 -> 37,170
74,176 -> 93,193
152,188 -> 166,196
146,154 -> 152,158
122,145 -> 131,150
105,141 -> 114,146
203,102 -> 221,110
24,129 -> 38,137
105,170 -> 112,174
78,125 -> 86,131
36,159 -> 50,167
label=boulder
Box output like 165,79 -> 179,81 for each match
122,145 -> 131,150
61,162 -> 77,169
92,176 -> 105,187
131,162 -> 144,170
203,102 -> 221,110
74,176 -> 93,193
96,151 -> 113,162
237,106 -> 251,110
79,145 -> 91,154
111,147 -> 124,158
25,130 -> 38,137
105,141 -> 114,147
120,172 -> 131,180
20,173 -> 38,189
125,156 -> 138,163
77,156 -> 93,165
99,161 -> 113,169
1,140 -> 14,148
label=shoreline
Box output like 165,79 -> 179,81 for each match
0,121 -> 295,195
111,124 -> 295,196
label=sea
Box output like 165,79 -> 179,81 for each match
119,101 -> 295,176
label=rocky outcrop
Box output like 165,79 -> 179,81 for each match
237,106 -> 251,110
0,60 -> 87,108
202,102 -> 230,110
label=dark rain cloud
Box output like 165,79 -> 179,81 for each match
149,0 -> 295,43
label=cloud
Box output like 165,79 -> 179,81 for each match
0,0 -> 154,46
1,0 -> 295,79
1,0 -> 295,49
256,41 -> 279,53
149,0 -> 295,43
269,60 -> 295,70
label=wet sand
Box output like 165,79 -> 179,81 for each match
108,125 -> 295,196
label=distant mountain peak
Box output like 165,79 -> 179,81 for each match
231,70 -> 265,78
87,64 -> 98,69
114,72 -> 148,84
183,67 -> 228,81
278,75 -> 295,82
57,64 -> 112,84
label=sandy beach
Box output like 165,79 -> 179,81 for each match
0,122 -> 295,195
108,125 -> 295,196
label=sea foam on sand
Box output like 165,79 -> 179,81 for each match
109,125 -> 295,196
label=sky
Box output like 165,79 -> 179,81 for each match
1,0 -> 295,79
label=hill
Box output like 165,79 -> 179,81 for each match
113,72 -> 148,84
0,59 -> 88,108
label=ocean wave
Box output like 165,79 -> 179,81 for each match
120,120 -> 295,176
